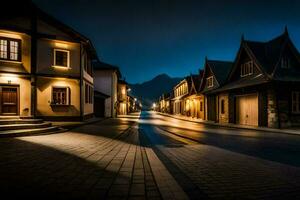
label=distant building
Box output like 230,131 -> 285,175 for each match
118,79 -> 128,115
200,59 -> 233,123
93,61 -> 121,118
185,71 -> 205,119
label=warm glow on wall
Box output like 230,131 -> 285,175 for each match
121,87 -> 126,95
0,31 -> 22,40
54,42 -> 69,49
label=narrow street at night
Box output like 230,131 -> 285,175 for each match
1,112 -> 300,199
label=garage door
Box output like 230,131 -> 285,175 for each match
236,94 -> 258,126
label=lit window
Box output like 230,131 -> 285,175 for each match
241,61 -> 253,77
292,92 -> 300,113
207,76 -> 214,88
54,49 -> 70,67
0,38 -> 21,61
10,41 -> 18,60
0,40 -> 7,59
52,87 -> 70,105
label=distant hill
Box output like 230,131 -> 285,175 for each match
129,74 -> 182,109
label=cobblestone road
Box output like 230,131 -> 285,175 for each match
1,112 -> 300,199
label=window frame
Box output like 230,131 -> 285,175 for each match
51,86 -> 71,105
0,37 -> 21,62
53,49 -> 70,68
207,76 -> 214,88
292,91 -> 300,114
240,61 -> 254,77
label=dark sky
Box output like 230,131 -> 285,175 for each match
34,0 -> 300,84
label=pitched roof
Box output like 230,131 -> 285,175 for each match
93,61 -> 122,77
206,60 -> 233,86
1,0 -> 98,59
208,73 -> 269,94
244,33 -> 288,75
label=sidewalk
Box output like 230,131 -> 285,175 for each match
49,117 -> 106,130
158,112 -> 300,136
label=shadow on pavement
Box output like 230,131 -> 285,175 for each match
0,137 -> 127,199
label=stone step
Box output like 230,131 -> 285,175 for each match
0,119 -> 44,125
0,126 -> 65,137
0,122 -> 52,131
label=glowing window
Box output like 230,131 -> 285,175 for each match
0,40 -> 7,59
0,38 -> 21,61
10,41 -> 18,60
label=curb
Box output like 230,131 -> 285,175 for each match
157,112 -> 300,136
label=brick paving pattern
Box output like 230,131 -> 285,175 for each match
1,112 -> 300,199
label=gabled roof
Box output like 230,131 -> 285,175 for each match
1,0 -> 98,59
200,59 -> 233,92
189,71 -> 203,94
229,28 -> 300,81
93,61 -> 122,77
244,33 -> 287,75
207,60 -> 233,86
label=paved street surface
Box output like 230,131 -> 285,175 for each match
1,111 -> 300,199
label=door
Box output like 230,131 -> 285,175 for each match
1,87 -> 18,115
94,97 -> 105,117
236,94 -> 258,126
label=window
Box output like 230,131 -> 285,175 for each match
0,38 -> 21,61
292,92 -> 300,113
281,57 -> 290,69
54,49 -> 70,67
220,99 -> 225,114
241,61 -> 254,77
52,87 -> 70,105
85,83 -> 93,104
83,51 -> 92,75
207,76 -> 214,88
0,40 -> 7,59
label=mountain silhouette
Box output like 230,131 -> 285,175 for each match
129,73 -> 182,109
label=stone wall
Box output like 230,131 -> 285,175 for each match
267,90 -> 279,128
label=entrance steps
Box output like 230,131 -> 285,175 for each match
0,117 -> 65,137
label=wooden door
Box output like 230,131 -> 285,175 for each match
1,87 -> 18,115
236,94 -> 258,126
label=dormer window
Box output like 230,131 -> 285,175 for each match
207,76 -> 214,88
53,49 -> 70,68
281,57 -> 290,69
0,37 -> 21,62
241,61 -> 253,77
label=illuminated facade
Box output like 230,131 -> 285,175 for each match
0,2 -> 97,120
172,78 -> 189,115
117,80 -> 128,115
93,61 -> 121,118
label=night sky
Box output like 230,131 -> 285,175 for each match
34,0 -> 300,84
